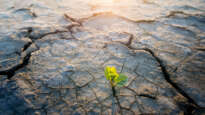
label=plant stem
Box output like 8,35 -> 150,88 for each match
112,86 -> 116,97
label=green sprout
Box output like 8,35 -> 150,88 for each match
104,66 -> 128,88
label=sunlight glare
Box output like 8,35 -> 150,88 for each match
90,0 -> 115,5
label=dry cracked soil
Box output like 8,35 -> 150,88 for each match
0,0 -> 205,115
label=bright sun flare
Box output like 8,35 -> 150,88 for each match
91,0 -> 115,4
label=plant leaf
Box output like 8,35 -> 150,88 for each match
104,66 -> 111,80
109,67 -> 119,80
115,73 -> 128,87
104,66 -> 119,81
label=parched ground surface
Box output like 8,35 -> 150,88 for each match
0,0 -> 205,115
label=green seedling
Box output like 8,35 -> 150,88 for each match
105,66 -> 128,114
104,66 -> 128,88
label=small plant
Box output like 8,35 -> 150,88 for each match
104,66 -> 128,88
105,66 -> 128,114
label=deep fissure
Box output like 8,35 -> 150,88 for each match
0,27 -> 72,79
130,46 -> 200,113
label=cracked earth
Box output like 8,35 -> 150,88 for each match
0,0 -> 205,114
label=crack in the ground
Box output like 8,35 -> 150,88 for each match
0,53 -> 32,79
64,12 -> 156,25
194,47 -> 205,51
115,32 -> 134,47
64,14 -> 82,25
80,12 -> 156,23
124,86 -> 157,100
166,11 -> 203,18
129,46 -> 201,112
111,86 -> 123,115
0,27 -> 73,79
65,24 -> 81,40
13,8 -> 37,18
137,94 -> 156,100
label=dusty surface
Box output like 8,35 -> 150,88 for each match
0,0 -> 205,114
